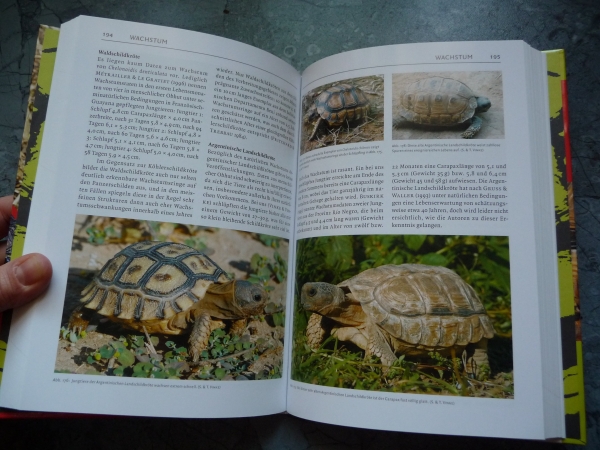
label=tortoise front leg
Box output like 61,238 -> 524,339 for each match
306,313 -> 328,349
461,116 -> 483,138
229,319 -> 247,337
332,326 -> 368,351
188,311 -> 224,362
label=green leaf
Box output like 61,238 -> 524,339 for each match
323,236 -> 353,273
134,362 -> 153,374
150,370 -> 168,379
273,312 -> 285,327
248,274 -> 262,284
419,253 -> 448,266
250,254 -> 262,272
479,255 -> 511,292
257,266 -> 271,278
117,349 -> 136,367
99,346 -> 115,359
214,368 -> 226,379
130,335 -> 145,348
404,235 -> 426,251
111,341 -> 127,353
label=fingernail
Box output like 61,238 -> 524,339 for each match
14,254 -> 47,286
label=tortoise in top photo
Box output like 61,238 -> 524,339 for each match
69,241 -> 268,362
306,83 -> 370,140
393,76 -> 491,138
301,264 -> 495,379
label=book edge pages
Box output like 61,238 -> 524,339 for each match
544,49 -> 586,445
0,25 -> 61,418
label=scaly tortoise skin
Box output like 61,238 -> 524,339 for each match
70,241 -> 267,361
307,84 -> 370,140
393,77 -> 491,138
301,264 -> 495,378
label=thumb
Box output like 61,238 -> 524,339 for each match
0,253 -> 53,313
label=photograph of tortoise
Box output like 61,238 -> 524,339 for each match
300,264 -> 495,379
392,72 -> 504,140
301,75 -> 384,153
57,217 -> 288,380
69,240 -> 268,362
306,84 -> 370,141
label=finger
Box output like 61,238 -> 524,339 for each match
0,253 -> 52,313
0,240 -> 6,263
0,195 -> 13,239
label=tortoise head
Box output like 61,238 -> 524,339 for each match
476,97 -> 491,113
233,280 -> 268,316
301,282 -> 345,314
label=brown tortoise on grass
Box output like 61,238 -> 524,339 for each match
301,264 -> 495,379
393,77 -> 491,138
69,241 -> 267,361
306,84 -> 370,140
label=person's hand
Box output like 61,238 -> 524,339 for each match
0,195 -> 52,313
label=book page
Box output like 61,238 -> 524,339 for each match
0,16 -> 299,418
286,41 -> 562,439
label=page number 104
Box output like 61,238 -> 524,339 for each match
103,32 -> 113,38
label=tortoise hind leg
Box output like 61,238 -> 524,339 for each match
392,116 -> 409,129
461,116 -> 483,139
463,338 -> 491,380
366,323 -> 397,371
67,306 -> 90,335
308,117 -> 324,141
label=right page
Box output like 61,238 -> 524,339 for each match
286,41 -> 564,440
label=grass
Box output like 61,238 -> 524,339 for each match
291,315 -> 514,398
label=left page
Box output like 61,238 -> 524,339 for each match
0,16 -> 300,418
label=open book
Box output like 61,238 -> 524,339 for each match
0,16 -> 584,443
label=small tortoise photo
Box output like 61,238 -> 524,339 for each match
393,76 -> 491,139
69,241 -> 267,362
306,83 -> 370,141
301,264 -> 495,379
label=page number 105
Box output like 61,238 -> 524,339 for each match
490,55 -> 500,60
103,32 -> 113,38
